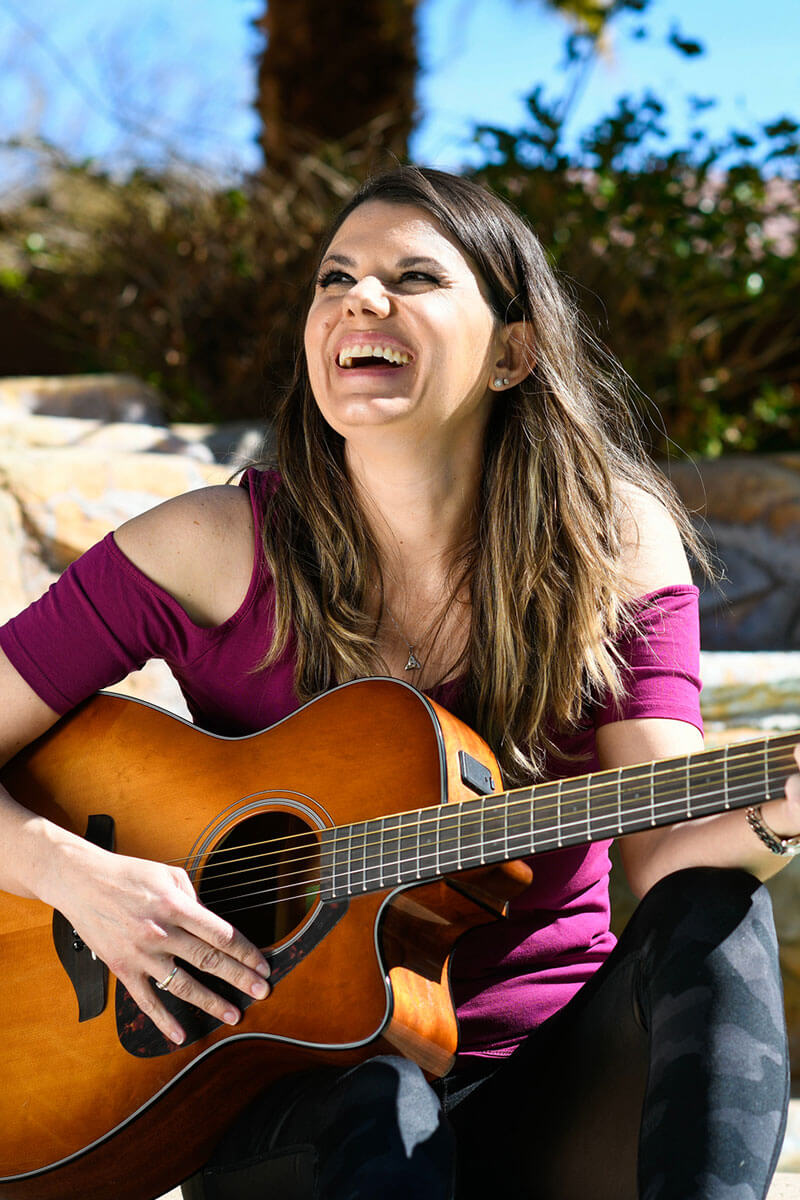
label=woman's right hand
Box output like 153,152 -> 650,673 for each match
42,835 -> 271,1045
0,648 -> 270,1046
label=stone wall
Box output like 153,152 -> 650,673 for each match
668,455 -> 800,650
2,375 -> 800,1067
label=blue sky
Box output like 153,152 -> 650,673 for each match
0,0 -> 797,187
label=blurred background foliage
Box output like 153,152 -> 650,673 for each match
0,0 -> 797,455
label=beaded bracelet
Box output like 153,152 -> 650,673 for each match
745,805 -> 800,857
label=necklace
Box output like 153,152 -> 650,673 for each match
381,601 -> 424,671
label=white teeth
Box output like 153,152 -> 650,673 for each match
337,344 -> 410,367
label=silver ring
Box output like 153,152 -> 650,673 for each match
155,964 -> 179,992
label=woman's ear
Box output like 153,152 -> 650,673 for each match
488,320 -> 536,391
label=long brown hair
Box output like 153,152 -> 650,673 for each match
252,166 -> 703,783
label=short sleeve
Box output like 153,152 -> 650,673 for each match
0,468 -> 285,724
0,534 -> 206,713
593,585 -> 703,734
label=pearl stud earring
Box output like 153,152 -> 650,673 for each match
493,376 -> 510,388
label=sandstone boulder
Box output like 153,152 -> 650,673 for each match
0,447 -> 228,571
0,374 -> 167,424
668,455 -> 800,649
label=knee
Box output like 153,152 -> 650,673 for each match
341,1056 -> 443,1144
637,865 -> 777,951
632,867 -> 784,1024
320,1057 -> 453,1198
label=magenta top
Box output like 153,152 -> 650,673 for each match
0,468 -> 703,1060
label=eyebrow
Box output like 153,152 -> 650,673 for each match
320,253 -> 446,271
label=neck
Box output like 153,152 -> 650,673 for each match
320,730 -> 799,900
344,429 -> 484,581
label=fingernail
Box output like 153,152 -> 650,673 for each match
251,978 -> 269,999
171,1028 -> 185,1045
223,1009 -> 240,1025
256,961 -> 271,978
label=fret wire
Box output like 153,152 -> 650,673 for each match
333,823 -> 342,900
586,773 -> 592,842
556,779 -> 563,848
457,803 -> 463,872
390,814 -> 402,885
723,743 -> 730,810
435,808 -> 441,878
649,760 -> 656,826
361,821 -> 370,893
616,767 -> 623,835
351,822 -> 361,894
685,753 -> 691,819
504,792 -> 510,862
399,812 -> 412,886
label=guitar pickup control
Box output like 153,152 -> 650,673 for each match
458,751 -> 495,796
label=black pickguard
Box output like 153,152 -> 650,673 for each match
52,814 -> 114,1022
116,898 -> 348,1057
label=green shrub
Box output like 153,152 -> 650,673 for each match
471,91 -> 800,456
0,100 -> 797,456
0,143 -> 358,421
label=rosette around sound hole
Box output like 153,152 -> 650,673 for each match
197,809 -> 321,948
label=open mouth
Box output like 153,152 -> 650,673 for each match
337,344 -> 411,369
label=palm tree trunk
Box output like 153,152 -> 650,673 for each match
253,0 -> 419,170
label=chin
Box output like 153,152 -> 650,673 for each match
319,395 -> 415,432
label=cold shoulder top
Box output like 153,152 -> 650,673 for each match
0,467 -> 703,1059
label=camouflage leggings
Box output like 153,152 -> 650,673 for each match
186,867 -> 789,1200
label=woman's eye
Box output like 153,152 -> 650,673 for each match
316,268 -> 441,289
317,270 -> 353,288
400,271 -> 439,284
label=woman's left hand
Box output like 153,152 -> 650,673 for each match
761,744 -> 800,842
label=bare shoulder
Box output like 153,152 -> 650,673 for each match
615,479 -> 693,598
114,484 -> 255,626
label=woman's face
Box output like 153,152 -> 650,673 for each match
304,200 -> 507,447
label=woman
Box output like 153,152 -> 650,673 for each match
1,166 -> 798,1199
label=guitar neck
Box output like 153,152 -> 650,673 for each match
322,730 -> 799,900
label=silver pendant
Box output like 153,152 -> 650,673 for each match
404,649 -> 422,671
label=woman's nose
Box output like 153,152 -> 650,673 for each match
344,276 -> 390,318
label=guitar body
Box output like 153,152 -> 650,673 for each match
0,678 -> 529,1200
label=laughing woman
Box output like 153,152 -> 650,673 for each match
1,166 -> 799,1200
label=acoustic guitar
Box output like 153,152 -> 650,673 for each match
0,677 -> 795,1200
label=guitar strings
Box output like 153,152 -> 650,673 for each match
187,740 -> 798,901
189,737 -> 796,878
175,733 -> 798,883
194,753 -> 798,916
215,755 -> 787,919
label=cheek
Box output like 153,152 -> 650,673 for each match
303,314 -> 329,379
446,313 -> 498,381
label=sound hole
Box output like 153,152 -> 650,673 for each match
197,811 -> 320,949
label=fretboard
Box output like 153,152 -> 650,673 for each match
321,731 -> 798,901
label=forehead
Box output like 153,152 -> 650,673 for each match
324,200 -> 473,270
